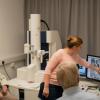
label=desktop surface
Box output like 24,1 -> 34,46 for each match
79,76 -> 100,95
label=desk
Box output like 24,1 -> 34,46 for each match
8,78 -> 100,100
79,77 -> 100,95
8,78 -> 40,100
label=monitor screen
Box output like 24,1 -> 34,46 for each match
86,55 -> 100,81
77,64 -> 86,76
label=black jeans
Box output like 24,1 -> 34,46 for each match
38,82 -> 63,100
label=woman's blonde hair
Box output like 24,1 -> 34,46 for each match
56,62 -> 79,89
66,35 -> 83,48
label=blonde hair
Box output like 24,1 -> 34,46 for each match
56,62 -> 79,89
66,35 -> 83,48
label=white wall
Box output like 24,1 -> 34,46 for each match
0,0 -> 24,60
0,0 -> 25,79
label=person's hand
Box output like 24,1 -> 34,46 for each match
95,67 -> 100,74
0,92 -> 3,99
1,85 -> 8,96
43,86 -> 49,98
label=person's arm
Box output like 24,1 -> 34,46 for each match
43,50 -> 61,97
77,55 -> 100,74
44,74 -> 50,88
43,74 -> 50,97
87,64 -> 100,74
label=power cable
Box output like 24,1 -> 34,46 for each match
41,19 -> 50,30
2,61 -> 11,79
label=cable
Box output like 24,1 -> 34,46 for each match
2,61 -> 11,79
41,19 -> 50,30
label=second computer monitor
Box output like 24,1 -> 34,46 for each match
78,64 -> 86,76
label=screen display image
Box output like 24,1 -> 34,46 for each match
86,55 -> 100,81
78,64 -> 86,76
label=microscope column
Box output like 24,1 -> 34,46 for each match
30,14 -> 41,71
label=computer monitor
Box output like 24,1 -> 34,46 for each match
77,64 -> 86,76
86,55 -> 100,81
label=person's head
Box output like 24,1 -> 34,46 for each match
66,35 -> 83,54
56,62 -> 79,89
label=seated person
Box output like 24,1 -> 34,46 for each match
56,62 -> 100,100
0,73 -> 17,100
